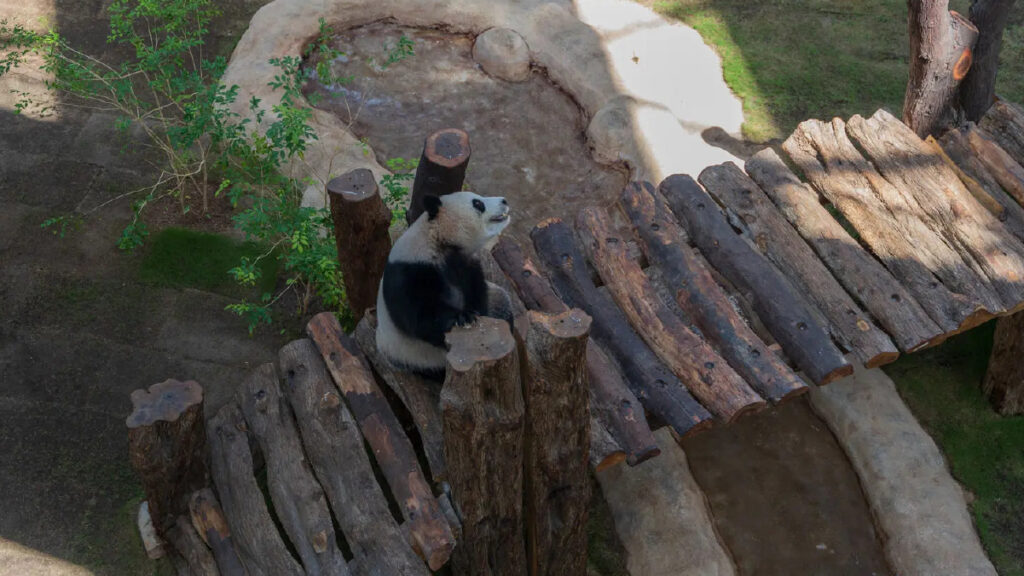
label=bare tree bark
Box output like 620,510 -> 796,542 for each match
960,0 -> 1019,121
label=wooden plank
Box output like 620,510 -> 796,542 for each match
847,109 -> 1024,311
208,402 -> 304,576
700,163 -> 900,367
577,205 -> 766,420
660,174 -> 852,385
188,489 -> 246,576
443,317 -> 527,576
167,516 -> 218,576
619,181 -> 808,400
306,313 -> 455,572
237,364 -> 350,576
745,148 -> 944,352
531,218 -> 714,437
491,236 -> 660,465
968,125 -> 1024,207
782,117 -> 993,332
279,339 -> 429,576
979,99 -> 1024,164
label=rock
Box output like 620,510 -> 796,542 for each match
472,28 -> 531,82
587,96 -> 643,170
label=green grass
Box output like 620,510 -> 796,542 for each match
885,323 -> 1024,576
140,227 -> 279,296
649,0 -> 1024,142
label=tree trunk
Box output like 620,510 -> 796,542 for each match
328,168 -> 393,321
960,0 -> 1019,121
442,317 -> 527,576
188,489 -> 247,576
523,309 -> 592,576
407,128 -> 471,224
904,0 -> 979,137
984,311 -> 1024,414
305,312 -> 455,571
660,174 -> 852,385
127,379 -> 207,538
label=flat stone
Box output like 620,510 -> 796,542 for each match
810,364 -> 998,576
597,428 -> 736,576
472,28 -> 531,82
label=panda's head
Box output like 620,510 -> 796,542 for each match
423,191 -> 511,253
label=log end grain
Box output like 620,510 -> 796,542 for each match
444,317 -> 517,372
127,379 -> 203,428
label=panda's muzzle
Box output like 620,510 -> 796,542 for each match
489,201 -> 511,223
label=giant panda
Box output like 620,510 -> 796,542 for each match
375,191 -> 514,379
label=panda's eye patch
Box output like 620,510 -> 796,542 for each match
472,199 -> 485,213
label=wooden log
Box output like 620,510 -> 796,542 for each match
745,148 -> 944,352
531,218 -> 714,436
903,0 -> 979,137
577,206 -> 766,419
979,99 -> 1024,164
660,174 -> 852,385
960,1 -> 1019,122
407,128 -> 471,224
491,236 -> 660,465
782,118 -> 993,332
928,135 -> 1007,218
328,168 -> 393,322
352,311 -> 446,483
188,489 -> 247,576
847,110 -> 1024,311
442,317 -> 527,576
207,403 -> 304,576
279,339 -> 430,576
984,311 -> 1024,415
522,310 -> 592,576
619,181 -> 809,399
699,163 -> 900,367
968,125 -> 1024,206
305,312 -> 455,571
167,515 -> 219,576
127,379 -> 207,538
237,364 -> 349,576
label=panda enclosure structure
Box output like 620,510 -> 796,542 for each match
124,93 -> 1024,575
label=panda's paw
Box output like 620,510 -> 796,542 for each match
454,311 -> 477,327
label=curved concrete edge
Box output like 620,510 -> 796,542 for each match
220,0 -> 744,207
597,428 -> 737,576
809,363 -> 998,576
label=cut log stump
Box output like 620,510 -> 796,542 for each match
188,489 -> 246,576
984,311 -> 1024,415
407,128 -> 471,224
443,317 -> 527,576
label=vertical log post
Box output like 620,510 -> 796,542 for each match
327,168 -> 393,321
442,317 -> 527,576
407,128 -> 472,224
903,0 -> 980,137
524,309 -> 592,576
960,0 -> 1018,121
127,379 -> 207,539
984,312 -> 1024,415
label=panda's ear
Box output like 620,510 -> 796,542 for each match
424,195 -> 442,220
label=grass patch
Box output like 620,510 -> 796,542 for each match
885,323 -> 1024,576
140,227 -> 279,296
648,0 -> 1023,142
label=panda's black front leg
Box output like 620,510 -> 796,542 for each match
439,307 -> 477,334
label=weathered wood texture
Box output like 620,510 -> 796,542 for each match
305,312 -> 455,571
660,174 -> 852,385
353,311 -> 446,483
699,163 -> 900,367
848,109 -> 1024,311
491,236 -> 660,465
745,148 -> 944,352
980,99 -> 1024,164
531,218 -> 714,436
960,1 -> 1019,121
577,206 -> 766,420
984,311 -> 1024,415
523,310 -> 592,576
619,181 -> 808,400
903,0 -> 979,136
188,489 -> 247,576
968,125 -> 1024,205
167,515 -> 218,576
928,134 -> 1008,219
782,118 -> 992,332
328,168 -> 393,321
208,403 -> 303,576
127,379 -> 207,537
407,128 -> 471,224
442,317 -> 527,576
278,339 -> 429,576
237,364 -> 349,576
